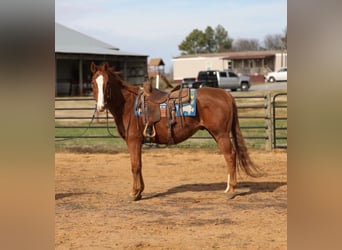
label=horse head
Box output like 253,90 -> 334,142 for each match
91,62 -> 110,112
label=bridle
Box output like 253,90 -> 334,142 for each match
92,71 -> 116,137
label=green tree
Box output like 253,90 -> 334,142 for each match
214,24 -> 233,52
203,26 -> 216,53
178,28 -> 206,54
178,25 -> 232,55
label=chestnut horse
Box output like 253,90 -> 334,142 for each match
90,62 -> 259,201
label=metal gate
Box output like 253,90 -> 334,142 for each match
272,93 -> 287,148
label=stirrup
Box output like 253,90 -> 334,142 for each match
143,123 -> 156,138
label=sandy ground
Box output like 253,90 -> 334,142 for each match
55,148 -> 287,249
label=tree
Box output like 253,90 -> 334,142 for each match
214,24 -> 233,52
263,34 -> 284,50
232,38 -> 260,51
178,25 -> 233,55
178,29 -> 206,54
203,26 -> 216,53
281,26 -> 287,49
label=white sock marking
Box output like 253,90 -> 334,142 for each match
224,174 -> 230,193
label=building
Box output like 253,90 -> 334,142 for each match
172,50 -> 287,83
55,23 -> 148,96
148,58 -> 173,89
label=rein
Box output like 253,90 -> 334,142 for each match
104,73 -> 139,138
55,104 -> 98,141
105,108 -> 117,138
100,70 -> 140,139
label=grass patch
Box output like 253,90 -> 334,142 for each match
55,124 -> 267,153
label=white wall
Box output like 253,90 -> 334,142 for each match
275,52 -> 287,71
172,57 -> 224,81
172,51 -> 288,81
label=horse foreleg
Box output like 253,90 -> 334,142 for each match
127,142 -> 144,201
216,136 -> 237,194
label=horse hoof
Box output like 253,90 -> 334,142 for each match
226,188 -> 250,200
133,194 -> 142,201
226,192 -> 236,200
130,192 -> 142,201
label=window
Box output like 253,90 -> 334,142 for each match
228,72 -> 238,77
219,72 -> 227,77
227,60 -> 232,69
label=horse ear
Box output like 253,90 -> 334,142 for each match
90,62 -> 97,73
103,62 -> 109,71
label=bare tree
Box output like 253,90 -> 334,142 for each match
263,34 -> 284,50
281,26 -> 287,49
232,38 -> 260,51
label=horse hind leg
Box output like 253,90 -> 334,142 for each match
216,135 -> 237,194
223,149 -> 236,194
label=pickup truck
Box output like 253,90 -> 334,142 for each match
182,70 -> 250,91
264,67 -> 287,82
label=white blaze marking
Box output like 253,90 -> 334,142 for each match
224,174 -> 230,193
95,75 -> 104,111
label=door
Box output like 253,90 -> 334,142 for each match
277,68 -> 287,81
227,71 -> 240,89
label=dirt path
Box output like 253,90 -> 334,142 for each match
55,148 -> 287,249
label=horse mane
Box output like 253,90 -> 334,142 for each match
107,67 -> 140,95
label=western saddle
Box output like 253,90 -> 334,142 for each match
136,80 -> 190,144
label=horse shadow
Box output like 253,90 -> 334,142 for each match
55,192 -> 88,200
143,181 -> 287,200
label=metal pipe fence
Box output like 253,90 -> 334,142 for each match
272,93 -> 288,149
55,92 -> 287,149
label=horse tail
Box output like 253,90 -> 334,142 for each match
231,99 -> 261,177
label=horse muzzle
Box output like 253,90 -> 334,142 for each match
97,103 -> 106,112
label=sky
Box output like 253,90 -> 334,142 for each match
55,0 -> 287,72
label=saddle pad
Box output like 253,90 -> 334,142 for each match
134,89 -> 197,117
160,89 -> 197,117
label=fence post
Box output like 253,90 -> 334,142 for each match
265,93 -> 272,151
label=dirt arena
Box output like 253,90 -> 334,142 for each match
55,148 -> 287,249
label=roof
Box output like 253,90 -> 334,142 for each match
55,23 -> 147,57
148,58 -> 165,66
222,53 -> 274,60
173,50 -> 285,60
